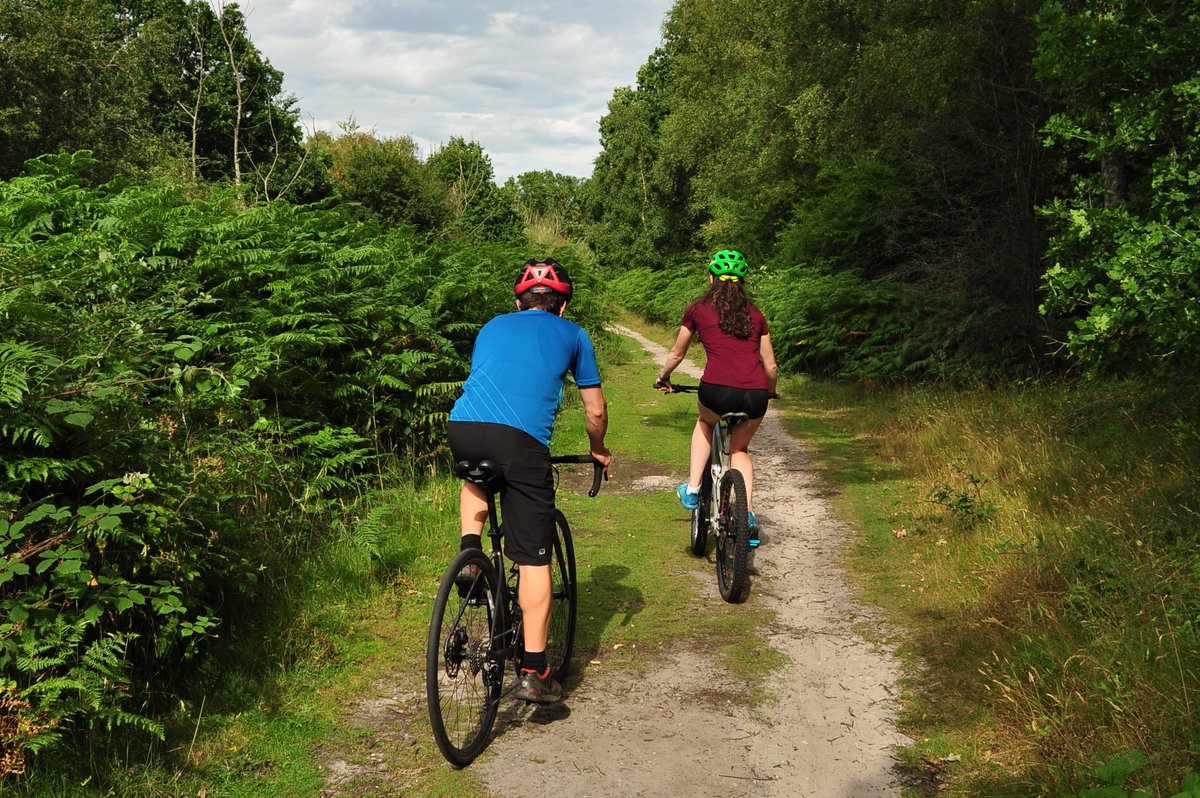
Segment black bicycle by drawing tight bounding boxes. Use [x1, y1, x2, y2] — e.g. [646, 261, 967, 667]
[426, 454, 605, 767]
[662, 383, 772, 603]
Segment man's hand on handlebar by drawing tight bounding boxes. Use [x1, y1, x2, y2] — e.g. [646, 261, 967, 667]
[591, 446, 613, 472]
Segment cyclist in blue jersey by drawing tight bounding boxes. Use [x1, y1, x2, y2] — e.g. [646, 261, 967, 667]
[448, 258, 611, 703]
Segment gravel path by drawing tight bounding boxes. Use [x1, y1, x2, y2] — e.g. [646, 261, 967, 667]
[471, 325, 911, 798]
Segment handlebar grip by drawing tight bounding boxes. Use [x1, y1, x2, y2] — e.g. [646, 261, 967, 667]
[589, 461, 606, 497]
[549, 454, 608, 497]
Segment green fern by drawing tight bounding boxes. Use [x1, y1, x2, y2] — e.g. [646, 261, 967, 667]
[0, 343, 36, 406]
[0, 152, 612, 769]
[417, 380, 464, 399]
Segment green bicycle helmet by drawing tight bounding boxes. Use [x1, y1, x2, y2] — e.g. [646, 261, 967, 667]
[708, 249, 748, 279]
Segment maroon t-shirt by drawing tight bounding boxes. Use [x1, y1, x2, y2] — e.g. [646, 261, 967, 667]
[681, 301, 770, 390]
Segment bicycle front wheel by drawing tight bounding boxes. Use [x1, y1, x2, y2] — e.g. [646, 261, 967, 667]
[426, 549, 502, 767]
[546, 510, 578, 681]
[715, 469, 751, 603]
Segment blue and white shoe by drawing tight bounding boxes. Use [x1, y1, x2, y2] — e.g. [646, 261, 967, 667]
[747, 511, 761, 548]
[677, 483, 699, 510]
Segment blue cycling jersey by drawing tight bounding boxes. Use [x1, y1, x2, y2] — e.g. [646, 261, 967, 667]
[449, 309, 602, 446]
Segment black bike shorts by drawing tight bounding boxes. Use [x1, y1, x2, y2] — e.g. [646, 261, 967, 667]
[447, 421, 555, 566]
[698, 382, 769, 420]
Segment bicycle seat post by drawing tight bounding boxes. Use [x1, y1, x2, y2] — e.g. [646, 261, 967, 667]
[485, 491, 500, 542]
[718, 413, 749, 461]
[455, 459, 506, 545]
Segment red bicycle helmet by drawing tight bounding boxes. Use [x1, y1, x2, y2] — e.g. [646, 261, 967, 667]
[514, 258, 572, 297]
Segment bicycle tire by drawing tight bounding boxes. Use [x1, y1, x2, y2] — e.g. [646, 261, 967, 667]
[690, 469, 712, 556]
[546, 509, 578, 681]
[715, 469, 751, 603]
[426, 549, 502, 767]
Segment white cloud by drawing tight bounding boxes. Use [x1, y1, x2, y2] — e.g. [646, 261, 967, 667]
[241, 0, 671, 182]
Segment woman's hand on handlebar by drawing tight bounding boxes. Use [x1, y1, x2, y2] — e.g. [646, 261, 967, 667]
[653, 376, 673, 392]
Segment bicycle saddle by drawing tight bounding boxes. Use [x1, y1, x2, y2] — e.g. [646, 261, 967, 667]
[455, 460, 506, 491]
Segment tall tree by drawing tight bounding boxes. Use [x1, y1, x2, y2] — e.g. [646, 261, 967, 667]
[174, 1, 304, 194]
[426, 137, 522, 242]
[655, 0, 1051, 296]
[592, 0, 1056, 379]
[0, 0, 305, 192]
[1035, 0, 1200, 378]
[0, 0, 171, 179]
[589, 43, 698, 271]
[506, 170, 586, 243]
[312, 123, 449, 232]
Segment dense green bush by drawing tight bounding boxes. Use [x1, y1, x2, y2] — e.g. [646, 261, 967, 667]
[603, 262, 705, 330]
[755, 266, 1043, 382]
[608, 260, 1036, 382]
[0, 152, 607, 771]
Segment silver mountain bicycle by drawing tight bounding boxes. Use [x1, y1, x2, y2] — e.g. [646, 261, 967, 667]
[663, 383, 763, 603]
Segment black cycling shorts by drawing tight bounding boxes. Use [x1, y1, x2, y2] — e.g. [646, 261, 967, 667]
[447, 421, 556, 566]
[698, 382, 769, 420]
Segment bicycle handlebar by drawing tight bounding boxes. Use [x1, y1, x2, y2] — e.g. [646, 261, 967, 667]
[549, 454, 608, 497]
[656, 382, 779, 400]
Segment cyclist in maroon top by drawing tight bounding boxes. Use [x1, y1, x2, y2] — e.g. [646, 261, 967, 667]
[654, 250, 778, 540]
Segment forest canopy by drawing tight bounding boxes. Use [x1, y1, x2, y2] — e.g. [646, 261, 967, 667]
[590, 0, 1199, 384]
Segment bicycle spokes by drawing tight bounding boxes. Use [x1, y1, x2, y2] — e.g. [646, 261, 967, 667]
[427, 551, 502, 767]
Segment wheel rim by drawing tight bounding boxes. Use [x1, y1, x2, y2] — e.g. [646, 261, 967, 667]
[427, 555, 501, 765]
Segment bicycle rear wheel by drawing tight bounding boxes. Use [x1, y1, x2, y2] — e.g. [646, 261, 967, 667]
[426, 549, 502, 767]
[546, 509, 578, 681]
[715, 469, 751, 603]
[690, 469, 712, 556]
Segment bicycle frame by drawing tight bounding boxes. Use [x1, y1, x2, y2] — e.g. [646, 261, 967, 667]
[465, 453, 603, 671]
[479, 481, 521, 673]
[702, 411, 748, 538]
[444, 462, 521, 691]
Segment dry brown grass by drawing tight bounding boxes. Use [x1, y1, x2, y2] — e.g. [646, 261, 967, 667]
[783, 377, 1200, 795]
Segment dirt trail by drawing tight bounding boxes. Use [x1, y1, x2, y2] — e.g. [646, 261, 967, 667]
[470, 326, 911, 797]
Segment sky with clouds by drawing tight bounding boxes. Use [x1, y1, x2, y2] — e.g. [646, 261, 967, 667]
[239, 0, 674, 183]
